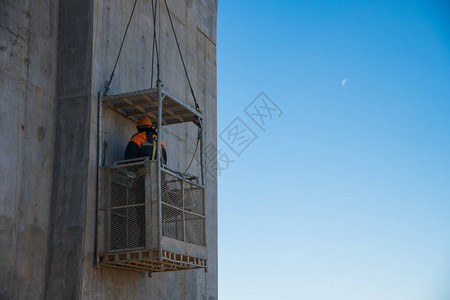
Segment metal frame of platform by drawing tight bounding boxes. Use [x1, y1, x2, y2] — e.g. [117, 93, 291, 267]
[96, 81, 207, 275]
[102, 87, 202, 127]
[97, 160, 207, 275]
[98, 249, 207, 275]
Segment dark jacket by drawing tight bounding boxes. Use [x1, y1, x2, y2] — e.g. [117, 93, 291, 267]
[124, 128, 167, 163]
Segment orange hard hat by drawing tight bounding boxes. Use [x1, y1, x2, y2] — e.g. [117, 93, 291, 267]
[137, 116, 152, 127]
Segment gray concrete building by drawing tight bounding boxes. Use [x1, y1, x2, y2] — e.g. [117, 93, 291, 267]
[0, 0, 217, 299]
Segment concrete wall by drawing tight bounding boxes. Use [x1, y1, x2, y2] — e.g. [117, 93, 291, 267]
[0, 1, 59, 299]
[0, 0, 217, 299]
[44, 0, 94, 298]
[82, 0, 218, 299]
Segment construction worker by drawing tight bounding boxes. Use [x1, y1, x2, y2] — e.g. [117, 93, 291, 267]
[124, 116, 167, 163]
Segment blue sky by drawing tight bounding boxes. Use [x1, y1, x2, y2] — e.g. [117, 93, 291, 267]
[216, 1, 450, 299]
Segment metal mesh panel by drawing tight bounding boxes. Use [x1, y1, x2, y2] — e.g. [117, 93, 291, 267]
[104, 163, 206, 252]
[160, 170, 206, 246]
[162, 204, 184, 241]
[161, 171, 184, 241]
[110, 206, 146, 249]
[109, 163, 146, 250]
[184, 182, 205, 215]
[110, 164, 146, 206]
[185, 213, 206, 246]
[161, 171, 183, 208]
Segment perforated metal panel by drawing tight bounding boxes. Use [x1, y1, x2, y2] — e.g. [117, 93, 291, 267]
[109, 164, 146, 250]
[184, 181, 206, 246]
[184, 181, 205, 215]
[99, 160, 207, 274]
[185, 213, 206, 246]
[161, 172, 184, 242]
[160, 170, 206, 247]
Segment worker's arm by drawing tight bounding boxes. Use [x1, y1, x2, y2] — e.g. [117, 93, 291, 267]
[124, 141, 139, 160]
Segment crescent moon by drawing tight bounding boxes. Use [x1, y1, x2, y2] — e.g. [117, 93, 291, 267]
[342, 79, 348, 86]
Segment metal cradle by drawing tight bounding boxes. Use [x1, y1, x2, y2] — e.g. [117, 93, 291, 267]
[96, 82, 207, 275]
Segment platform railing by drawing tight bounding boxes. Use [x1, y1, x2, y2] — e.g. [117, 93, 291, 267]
[97, 159, 207, 274]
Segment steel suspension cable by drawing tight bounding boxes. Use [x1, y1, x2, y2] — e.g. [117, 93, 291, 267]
[104, 0, 139, 94]
[163, 0, 200, 112]
[162, 0, 204, 184]
[150, 0, 160, 87]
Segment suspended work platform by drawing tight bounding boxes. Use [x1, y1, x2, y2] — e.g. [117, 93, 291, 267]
[96, 0, 208, 277]
[102, 87, 202, 126]
[97, 83, 207, 276]
[97, 160, 207, 275]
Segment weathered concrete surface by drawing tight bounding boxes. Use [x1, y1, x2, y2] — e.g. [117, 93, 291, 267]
[44, 0, 93, 299]
[82, 0, 218, 299]
[0, 0, 58, 299]
[0, 0, 217, 298]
